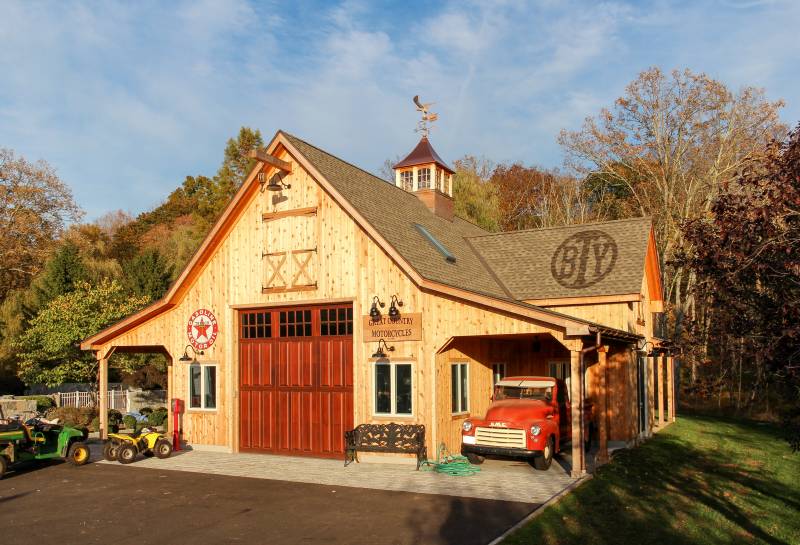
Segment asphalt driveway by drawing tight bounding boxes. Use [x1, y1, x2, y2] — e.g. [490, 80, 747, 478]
[0, 461, 535, 544]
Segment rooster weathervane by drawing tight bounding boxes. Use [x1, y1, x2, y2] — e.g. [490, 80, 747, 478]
[413, 95, 438, 137]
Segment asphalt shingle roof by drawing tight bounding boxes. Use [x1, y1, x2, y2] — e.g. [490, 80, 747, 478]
[283, 133, 509, 300]
[283, 132, 652, 307]
[467, 217, 653, 300]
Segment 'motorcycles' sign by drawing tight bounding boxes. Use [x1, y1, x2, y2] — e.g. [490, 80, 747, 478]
[187, 308, 218, 350]
[363, 313, 422, 342]
[551, 230, 618, 289]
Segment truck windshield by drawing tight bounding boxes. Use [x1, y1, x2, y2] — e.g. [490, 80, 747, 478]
[494, 385, 553, 401]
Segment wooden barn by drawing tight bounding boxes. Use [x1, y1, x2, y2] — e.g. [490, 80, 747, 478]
[81, 130, 676, 476]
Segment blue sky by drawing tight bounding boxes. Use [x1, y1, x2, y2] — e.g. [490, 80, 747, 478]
[2, 0, 798, 220]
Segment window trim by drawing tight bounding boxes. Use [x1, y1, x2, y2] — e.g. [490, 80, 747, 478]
[418, 167, 431, 189]
[451, 361, 470, 415]
[400, 169, 414, 191]
[371, 360, 415, 418]
[188, 362, 219, 412]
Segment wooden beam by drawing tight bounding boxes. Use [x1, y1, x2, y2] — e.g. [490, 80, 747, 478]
[570, 350, 585, 477]
[666, 356, 675, 422]
[526, 293, 642, 307]
[656, 355, 664, 428]
[99, 356, 109, 440]
[248, 148, 292, 173]
[596, 346, 609, 465]
[261, 284, 318, 294]
[262, 206, 317, 222]
[647, 356, 655, 436]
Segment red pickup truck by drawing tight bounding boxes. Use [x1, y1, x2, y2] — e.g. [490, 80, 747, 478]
[461, 376, 592, 470]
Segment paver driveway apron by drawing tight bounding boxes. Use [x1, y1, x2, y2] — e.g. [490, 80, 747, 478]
[94, 446, 577, 504]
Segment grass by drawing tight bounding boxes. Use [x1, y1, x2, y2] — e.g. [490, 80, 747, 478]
[504, 413, 800, 545]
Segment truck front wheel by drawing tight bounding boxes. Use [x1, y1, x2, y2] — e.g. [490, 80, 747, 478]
[0, 455, 7, 479]
[532, 436, 554, 470]
[465, 453, 485, 465]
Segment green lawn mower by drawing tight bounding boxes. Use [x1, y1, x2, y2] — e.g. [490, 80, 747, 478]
[0, 407, 91, 479]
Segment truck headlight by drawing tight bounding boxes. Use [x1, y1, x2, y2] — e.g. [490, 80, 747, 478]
[462, 421, 473, 432]
[530, 425, 541, 437]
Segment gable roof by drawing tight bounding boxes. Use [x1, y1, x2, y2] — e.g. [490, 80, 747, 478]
[82, 131, 648, 351]
[282, 133, 509, 300]
[467, 217, 654, 301]
[392, 136, 455, 174]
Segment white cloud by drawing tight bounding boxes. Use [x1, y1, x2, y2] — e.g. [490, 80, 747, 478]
[0, 0, 797, 219]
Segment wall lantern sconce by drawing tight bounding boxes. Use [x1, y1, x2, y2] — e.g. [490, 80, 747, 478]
[369, 296, 385, 321]
[638, 340, 660, 358]
[372, 339, 395, 359]
[259, 171, 291, 192]
[178, 345, 204, 363]
[388, 295, 403, 319]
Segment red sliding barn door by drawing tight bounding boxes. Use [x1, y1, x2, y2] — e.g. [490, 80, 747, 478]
[239, 305, 353, 457]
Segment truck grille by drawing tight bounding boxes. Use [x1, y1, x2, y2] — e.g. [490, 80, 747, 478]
[474, 427, 526, 449]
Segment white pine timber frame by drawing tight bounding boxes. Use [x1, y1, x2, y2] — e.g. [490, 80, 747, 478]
[596, 346, 610, 465]
[570, 350, 585, 477]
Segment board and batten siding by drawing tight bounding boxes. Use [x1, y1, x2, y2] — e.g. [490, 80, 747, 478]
[90, 145, 618, 454]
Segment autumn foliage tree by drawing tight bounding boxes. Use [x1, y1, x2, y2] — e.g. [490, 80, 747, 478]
[491, 164, 594, 231]
[679, 124, 800, 446]
[0, 149, 82, 301]
[559, 67, 786, 348]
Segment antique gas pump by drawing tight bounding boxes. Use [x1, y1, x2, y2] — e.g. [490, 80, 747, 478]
[171, 398, 184, 451]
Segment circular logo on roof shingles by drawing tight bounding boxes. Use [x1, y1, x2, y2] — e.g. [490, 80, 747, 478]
[551, 230, 618, 289]
[187, 308, 218, 350]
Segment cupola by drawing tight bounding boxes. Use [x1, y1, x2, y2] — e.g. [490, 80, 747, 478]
[393, 96, 455, 221]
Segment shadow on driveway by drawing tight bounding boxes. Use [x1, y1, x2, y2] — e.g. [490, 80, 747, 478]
[0, 461, 536, 545]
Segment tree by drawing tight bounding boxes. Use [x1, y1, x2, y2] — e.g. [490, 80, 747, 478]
[679, 124, 800, 447]
[122, 248, 173, 300]
[212, 127, 263, 216]
[34, 241, 87, 303]
[14, 279, 149, 386]
[491, 163, 594, 231]
[0, 149, 82, 301]
[452, 156, 500, 231]
[559, 67, 786, 349]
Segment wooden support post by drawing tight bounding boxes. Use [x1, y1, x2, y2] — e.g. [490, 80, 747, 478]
[99, 356, 109, 440]
[667, 356, 676, 422]
[166, 359, 173, 436]
[648, 357, 655, 430]
[596, 346, 610, 465]
[569, 350, 585, 477]
[656, 355, 664, 428]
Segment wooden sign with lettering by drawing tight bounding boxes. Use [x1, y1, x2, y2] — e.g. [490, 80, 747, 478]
[363, 313, 422, 342]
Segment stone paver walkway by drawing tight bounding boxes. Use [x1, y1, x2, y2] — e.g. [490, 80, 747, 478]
[92, 445, 577, 505]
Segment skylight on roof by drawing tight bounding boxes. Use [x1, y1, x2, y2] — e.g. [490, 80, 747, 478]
[414, 224, 456, 263]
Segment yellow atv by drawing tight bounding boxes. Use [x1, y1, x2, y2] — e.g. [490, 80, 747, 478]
[103, 427, 172, 464]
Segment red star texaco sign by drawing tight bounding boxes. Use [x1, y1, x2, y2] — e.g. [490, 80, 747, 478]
[186, 308, 218, 350]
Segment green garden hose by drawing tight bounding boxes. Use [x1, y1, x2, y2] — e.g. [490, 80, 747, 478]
[422, 443, 481, 476]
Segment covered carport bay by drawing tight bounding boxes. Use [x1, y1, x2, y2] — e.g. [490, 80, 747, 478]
[435, 326, 651, 476]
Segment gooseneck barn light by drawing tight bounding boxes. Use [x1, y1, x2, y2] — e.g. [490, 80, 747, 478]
[369, 296, 385, 321]
[372, 339, 395, 359]
[259, 171, 292, 192]
[388, 295, 403, 319]
[178, 345, 204, 362]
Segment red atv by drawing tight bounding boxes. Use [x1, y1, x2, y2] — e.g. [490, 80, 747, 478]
[461, 376, 593, 470]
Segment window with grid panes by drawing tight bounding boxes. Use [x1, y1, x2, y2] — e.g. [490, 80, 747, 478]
[418, 167, 431, 189]
[400, 170, 413, 191]
[320, 307, 353, 336]
[241, 311, 271, 339]
[279, 309, 312, 337]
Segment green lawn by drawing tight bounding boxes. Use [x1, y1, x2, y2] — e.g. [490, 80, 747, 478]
[504, 414, 800, 545]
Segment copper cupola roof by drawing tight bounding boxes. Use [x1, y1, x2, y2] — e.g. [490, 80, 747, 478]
[392, 136, 454, 174]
